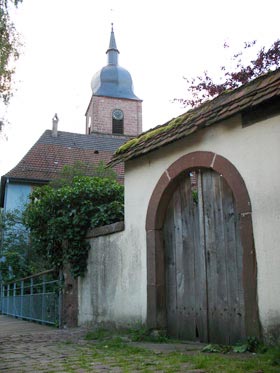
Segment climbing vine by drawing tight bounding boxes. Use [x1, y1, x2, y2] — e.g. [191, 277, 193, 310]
[23, 176, 124, 278]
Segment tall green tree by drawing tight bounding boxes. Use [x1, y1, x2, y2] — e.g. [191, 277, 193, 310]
[0, 0, 22, 110]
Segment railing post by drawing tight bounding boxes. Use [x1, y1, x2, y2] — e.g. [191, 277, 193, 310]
[20, 280, 24, 318]
[0, 283, 2, 313]
[7, 284, 10, 315]
[58, 270, 63, 328]
[30, 277, 33, 320]
[13, 282, 16, 316]
[4, 284, 6, 313]
[2, 284, 5, 313]
[42, 274, 46, 324]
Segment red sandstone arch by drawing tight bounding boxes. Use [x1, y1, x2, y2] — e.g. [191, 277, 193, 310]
[145, 151, 260, 338]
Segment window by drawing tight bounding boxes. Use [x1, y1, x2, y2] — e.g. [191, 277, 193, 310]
[112, 109, 124, 134]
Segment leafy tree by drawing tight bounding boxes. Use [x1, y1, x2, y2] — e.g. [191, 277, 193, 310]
[50, 160, 117, 189]
[0, 208, 43, 282]
[175, 39, 280, 108]
[23, 176, 124, 278]
[0, 0, 22, 106]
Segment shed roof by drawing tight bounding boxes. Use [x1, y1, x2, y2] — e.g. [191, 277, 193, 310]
[109, 68, 280, 166]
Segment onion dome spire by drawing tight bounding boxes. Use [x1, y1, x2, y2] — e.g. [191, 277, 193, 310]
[106, 23, 119, 65]
[90, 24, 140, 100]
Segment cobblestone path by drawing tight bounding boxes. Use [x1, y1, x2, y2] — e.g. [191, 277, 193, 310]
[0, 316, 91, 372]
[0, 315, 205, 372]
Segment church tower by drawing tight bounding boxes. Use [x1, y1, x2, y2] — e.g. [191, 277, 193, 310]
[85, 25, 142, 136]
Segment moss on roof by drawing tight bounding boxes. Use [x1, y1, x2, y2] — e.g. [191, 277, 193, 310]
[110, 68, 280, 166]
[116, 112, 192, 155]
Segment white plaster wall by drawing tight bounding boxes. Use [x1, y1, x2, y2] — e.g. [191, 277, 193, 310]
[78, 227, 147, 327]
[79, 113, 280, 338]
[124, 114, 280, 338]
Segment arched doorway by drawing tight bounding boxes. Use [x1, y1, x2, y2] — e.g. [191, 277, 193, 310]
[146, 151, 260, 344]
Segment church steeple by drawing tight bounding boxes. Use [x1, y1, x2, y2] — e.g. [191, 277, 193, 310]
[90, 25, 140, 100]
[106, 23, 119, 65]
[86, 24, 142, 136]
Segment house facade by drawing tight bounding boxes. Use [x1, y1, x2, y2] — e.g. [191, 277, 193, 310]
[79, 68, 280, 344]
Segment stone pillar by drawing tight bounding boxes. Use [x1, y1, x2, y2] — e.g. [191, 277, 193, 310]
[61, 266, 78, 328]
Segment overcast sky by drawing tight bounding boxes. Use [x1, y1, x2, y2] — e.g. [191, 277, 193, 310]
[0, 0, 279, 176]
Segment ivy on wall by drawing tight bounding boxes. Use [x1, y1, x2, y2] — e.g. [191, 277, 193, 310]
[23, 176, 124, 278]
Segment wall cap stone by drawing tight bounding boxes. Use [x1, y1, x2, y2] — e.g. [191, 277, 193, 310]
[86, 221, 124, 238]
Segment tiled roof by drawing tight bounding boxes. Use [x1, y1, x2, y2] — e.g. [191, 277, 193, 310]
[110, 68, 280, 166]
[37, 130, 130, 152]
[3, 130, 129, 182]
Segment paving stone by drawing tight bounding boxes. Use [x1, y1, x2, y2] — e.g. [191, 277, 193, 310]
[0, 314, 208, 372]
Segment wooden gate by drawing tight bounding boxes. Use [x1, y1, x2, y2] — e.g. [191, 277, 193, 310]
[163, 168, 245, 344]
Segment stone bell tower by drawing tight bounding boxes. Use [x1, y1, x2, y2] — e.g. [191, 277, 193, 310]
[85, 24, 142, 137]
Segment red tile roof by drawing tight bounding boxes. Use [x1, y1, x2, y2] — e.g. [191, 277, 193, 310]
[0, 130, 128, 207]
[5, 143, 123, 180]
[109, 68, 280, 166]
[4, 130, 127, 181]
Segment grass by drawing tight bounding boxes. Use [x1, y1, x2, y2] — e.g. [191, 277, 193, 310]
[85, 326, 175, 343]
[58, 329, 280, 372]
[127, 326, 171, 343]
[84, 327, 113, 341]
[266, 345, 280, 366]
[62, 343, 280, 372]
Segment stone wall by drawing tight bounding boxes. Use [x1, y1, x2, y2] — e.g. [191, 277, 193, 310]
[78, 222, 147, 328]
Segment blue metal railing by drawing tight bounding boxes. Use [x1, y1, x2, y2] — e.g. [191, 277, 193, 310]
[0, 269, 62, 327]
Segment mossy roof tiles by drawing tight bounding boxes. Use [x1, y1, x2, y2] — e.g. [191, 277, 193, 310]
[110, 68, 280, 166]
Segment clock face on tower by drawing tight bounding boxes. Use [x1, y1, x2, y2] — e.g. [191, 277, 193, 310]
[112, 109, 124, 120]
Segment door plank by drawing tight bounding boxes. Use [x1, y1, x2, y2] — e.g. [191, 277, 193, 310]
[179, 176, 196, 340]
[212, 172, 230, 344]
[194, 170, 208, 342]
[172, 184, 185, 339]
[222, 178, 246, 344]
[163, 195, 178, 338]
[202, 170, 223, 343]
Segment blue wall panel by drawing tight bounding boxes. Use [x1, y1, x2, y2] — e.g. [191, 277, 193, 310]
[4, 183, 32, 212]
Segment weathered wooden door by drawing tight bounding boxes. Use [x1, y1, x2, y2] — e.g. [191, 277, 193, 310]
[163, 168, 245, 344]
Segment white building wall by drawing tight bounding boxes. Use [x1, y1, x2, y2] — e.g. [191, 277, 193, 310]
[78, 226, 147, 327]
[79, 113, 280, 339]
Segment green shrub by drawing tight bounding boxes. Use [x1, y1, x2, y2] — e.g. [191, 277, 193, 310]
[23, 176, 124, 277]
